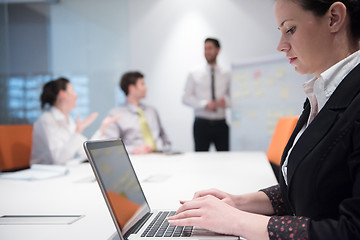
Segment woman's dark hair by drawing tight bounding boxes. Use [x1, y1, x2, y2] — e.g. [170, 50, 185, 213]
[40, 77, 70, 109]
[292, 0, 360, 39]
[205, 38, 221, 48]
[120, 71, 144, 96]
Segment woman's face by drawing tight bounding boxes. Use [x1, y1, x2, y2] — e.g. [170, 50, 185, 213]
[275, 0, 331, 76]
[61, 83, 77, 110]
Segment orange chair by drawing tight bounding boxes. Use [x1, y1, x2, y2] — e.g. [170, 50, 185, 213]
[0, 124, 33, 172]
[267, 116, 299, 179]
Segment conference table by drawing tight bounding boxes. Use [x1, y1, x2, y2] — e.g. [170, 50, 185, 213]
[0, 151, 277, 240]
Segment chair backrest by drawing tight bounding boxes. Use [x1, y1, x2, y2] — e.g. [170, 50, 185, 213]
[267, 116, 299, 166]
[0, 124, 33, 172]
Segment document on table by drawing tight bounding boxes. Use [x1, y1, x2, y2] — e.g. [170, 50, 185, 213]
[0, 164, 68, 180]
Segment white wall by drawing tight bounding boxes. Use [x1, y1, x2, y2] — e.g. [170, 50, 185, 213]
[128, 0, 281, 151]
[49, 0, 129, 137]
[48, 0, 283, 152]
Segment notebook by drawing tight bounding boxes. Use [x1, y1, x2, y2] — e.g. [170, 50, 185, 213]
[83, 139, 239, 240]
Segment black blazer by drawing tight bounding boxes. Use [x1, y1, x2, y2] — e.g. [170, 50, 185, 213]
[279, 63, 360, 240]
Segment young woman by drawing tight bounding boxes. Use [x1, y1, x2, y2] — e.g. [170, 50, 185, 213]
[168, 0, 360, 239]
[31, 77, 119, 165]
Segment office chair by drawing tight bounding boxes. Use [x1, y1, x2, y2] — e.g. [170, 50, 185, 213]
[0, 124, 33, 172]
[267, 116, 299, 180]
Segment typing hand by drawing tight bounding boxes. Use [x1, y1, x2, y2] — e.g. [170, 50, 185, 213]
[168, 195, 242, 236]
[169, 194, 271, 239]
[186, 188, 237, 208]
[76, 112, 98, 133]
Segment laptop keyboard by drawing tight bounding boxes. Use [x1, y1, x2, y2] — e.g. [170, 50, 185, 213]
[141, 211, 193, 237]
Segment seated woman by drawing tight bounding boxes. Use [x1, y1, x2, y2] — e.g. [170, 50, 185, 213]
[168, 0, 360, 239]
[31, 77, 119, 165]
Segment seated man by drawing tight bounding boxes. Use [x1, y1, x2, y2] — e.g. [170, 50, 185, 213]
[103, 71, 171, 154]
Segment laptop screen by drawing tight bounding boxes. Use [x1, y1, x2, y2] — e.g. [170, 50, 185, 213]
[84, 139, 150, 236]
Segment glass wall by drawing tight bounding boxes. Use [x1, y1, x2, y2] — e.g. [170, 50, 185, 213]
[0, 2, 9, 123]
[0, 0, 129, 137]
[0, 2, 50, 124]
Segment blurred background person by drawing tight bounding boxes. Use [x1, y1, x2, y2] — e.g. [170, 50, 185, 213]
[183, 38, 231, 152]
[103, 71, 171, 154]
[31, 77, 119, 165]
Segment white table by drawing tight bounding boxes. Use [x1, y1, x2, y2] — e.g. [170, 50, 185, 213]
[0, 152, 277, 240]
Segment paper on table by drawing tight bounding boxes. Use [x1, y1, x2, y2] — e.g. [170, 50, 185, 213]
[0, 164, 68, 181]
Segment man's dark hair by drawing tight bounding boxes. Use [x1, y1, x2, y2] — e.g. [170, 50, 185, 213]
[120, 71, 144, 96]
[205, 38, 221, 48]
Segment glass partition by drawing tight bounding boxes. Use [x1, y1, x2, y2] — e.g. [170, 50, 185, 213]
[0, 2, 9, 123]
[0, 0, 129, 137]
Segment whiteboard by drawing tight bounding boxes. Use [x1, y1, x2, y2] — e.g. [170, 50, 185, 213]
[230, 55, 310, 151]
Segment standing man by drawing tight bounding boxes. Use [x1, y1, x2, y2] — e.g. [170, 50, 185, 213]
[103, 71, 171, 154]
[183, 38, 231, 151]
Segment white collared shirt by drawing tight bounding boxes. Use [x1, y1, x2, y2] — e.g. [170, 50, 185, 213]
[102, 103, 171, 153]
[182, 64, 231, 120]
[282, 50, 360, 185]
[30, 107, 101, 165]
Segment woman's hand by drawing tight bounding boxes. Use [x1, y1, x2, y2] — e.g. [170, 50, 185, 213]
[76, 112, 98, 133]
[99, 113, 122, 135]
[168, 194, 271, 239]
[188, 188, 237, 208]
[168, 195, 243, 236]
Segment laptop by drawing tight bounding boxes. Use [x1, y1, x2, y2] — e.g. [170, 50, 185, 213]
[83, 139, 240, 240]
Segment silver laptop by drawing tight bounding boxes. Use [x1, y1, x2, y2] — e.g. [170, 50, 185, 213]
[83, 139, 239, 240]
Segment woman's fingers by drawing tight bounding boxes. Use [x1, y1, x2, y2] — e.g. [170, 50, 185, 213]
[193, 188, 224, 199]
[169, 208, 202, 220]
[168, 216, 201, 227]
[85, 112, 98, 125]
[174, 198, 203, 215]
[168, 195, 239, 236]
[168, 207, 203, 227]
